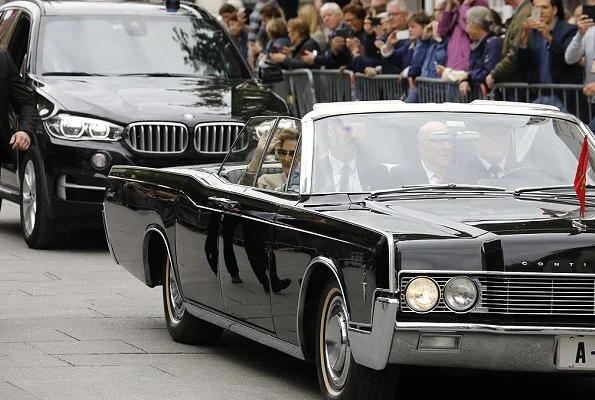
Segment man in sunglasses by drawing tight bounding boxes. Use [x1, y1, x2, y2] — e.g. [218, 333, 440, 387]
[390, 121, 454, 186]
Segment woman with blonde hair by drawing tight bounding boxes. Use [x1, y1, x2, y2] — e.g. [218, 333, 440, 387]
[298, 3, 327, 50]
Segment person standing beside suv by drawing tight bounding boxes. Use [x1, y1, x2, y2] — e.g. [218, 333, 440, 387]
[0, 50, 37, 159]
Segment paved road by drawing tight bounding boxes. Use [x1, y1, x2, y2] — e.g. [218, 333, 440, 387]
[2, 200, 595, 400]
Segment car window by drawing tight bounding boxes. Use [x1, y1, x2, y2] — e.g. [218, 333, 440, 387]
[310, 112, 593, 193]
[6, 13, 31, 73]
[255, 118, 301, 192]
[218, 116, 278, 185]
[37, 14, 251, 78]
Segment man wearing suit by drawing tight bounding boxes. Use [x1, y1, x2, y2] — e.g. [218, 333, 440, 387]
[390, 121, 453, 186]
[0, 49, 37, 162]
[313, 121, 388, 192]
[445, 125, 519, 183]
[517, 0, 582, 85]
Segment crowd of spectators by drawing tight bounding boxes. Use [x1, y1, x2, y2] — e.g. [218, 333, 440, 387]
[216, 0, 595, 124]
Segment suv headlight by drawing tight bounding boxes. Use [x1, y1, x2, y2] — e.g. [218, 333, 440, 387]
[443, 276, 478, 312]
[405, 277, 440, 313]
[44, 114, 124, 140]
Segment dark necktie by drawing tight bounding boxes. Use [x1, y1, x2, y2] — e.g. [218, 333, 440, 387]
[489, 164, 503, 179]
[339, 164, 351, 192]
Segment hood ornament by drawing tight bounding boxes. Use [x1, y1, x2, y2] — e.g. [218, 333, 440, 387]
[572, 219, 588, 233]
[183, 113, 195, 121]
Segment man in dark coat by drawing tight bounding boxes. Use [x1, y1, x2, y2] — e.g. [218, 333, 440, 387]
[0, 49, 37, 163]
[444, 125, 520, 184]
[313, 121, 389, 192]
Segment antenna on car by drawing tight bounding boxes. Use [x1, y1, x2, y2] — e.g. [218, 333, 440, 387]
[165, 0, 180, 12]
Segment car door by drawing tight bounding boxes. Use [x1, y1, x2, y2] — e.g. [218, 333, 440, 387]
[0, 10, 32, 195]
[211, 116, 298, 333]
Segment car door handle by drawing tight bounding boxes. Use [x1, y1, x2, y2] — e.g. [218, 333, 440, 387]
[208, 196, 240, 210]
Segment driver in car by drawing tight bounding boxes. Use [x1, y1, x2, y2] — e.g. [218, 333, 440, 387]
[444, 124, 520, 183]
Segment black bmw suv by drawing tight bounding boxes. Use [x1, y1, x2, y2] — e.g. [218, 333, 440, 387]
[0, 0, 287, 248]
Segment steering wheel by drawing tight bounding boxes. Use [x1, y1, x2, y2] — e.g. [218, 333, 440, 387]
[498, 166, 563, 182]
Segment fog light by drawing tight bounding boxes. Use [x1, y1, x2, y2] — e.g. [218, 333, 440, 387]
[91, 152, 108, 169]
[418, 334, 461, 350]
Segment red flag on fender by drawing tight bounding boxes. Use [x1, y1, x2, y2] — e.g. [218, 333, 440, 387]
[574, 135, 589, 218]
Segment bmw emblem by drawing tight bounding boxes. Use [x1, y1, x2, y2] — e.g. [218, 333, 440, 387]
[183, 113, 195, 121]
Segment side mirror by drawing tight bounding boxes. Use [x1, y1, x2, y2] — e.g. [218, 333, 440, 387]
[258, 59, 284, 84]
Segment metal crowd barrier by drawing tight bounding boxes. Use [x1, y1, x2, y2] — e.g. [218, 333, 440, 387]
[270, 69, 594, 125]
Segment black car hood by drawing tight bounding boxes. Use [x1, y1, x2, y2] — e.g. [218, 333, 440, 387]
[37, 76, 278, 124]
[337, 195, 595, 274]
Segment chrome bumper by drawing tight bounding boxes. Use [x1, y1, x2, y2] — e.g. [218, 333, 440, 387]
[348, 296, 595, 372]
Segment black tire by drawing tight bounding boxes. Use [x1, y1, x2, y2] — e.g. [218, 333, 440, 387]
[315, 280, 398, 400]
[20, 147, 55, 249]
[163, 255, 222, 344]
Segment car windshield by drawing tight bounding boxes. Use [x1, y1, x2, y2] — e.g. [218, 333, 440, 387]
[310, 112, 595, 194]
[37, 13, 251, 79]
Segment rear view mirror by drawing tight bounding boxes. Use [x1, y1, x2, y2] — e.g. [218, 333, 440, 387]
[258, 59, 283, 84]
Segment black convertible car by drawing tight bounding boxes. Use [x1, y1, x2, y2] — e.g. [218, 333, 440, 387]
[103, 100, 595, 399]
[0, 0, 286, 248]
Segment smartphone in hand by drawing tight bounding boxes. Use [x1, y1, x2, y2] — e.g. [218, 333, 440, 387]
[395, 30, 410, 41]
[335, 27, 354, 38]
[584, 5, 595, 21]
[531, 6, 541, 21]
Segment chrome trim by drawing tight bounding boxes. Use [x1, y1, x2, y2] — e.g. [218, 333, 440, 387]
[347, 296, 399, 370]
[297, 256, 349, 358]
[102, 206, 118, 265]
[126, 122, 188, 153]
[0, 185, 19, 197]
[193, 122, 246, 154]
[186, 303, 304, 360]
[395, 321, 595, 334]
[56, 175, 105, 200]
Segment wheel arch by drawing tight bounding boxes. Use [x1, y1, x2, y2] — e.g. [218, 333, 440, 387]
[297, 256, 349, 362]
[143, 225, 174, 288]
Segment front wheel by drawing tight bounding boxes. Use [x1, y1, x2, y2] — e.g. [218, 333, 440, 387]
[20, 148, 55, 249]
[163, 254, 222, 344]
[316, 280, 398, 400]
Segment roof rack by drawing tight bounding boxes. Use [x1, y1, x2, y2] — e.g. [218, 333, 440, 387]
[469, 99, 560, 111]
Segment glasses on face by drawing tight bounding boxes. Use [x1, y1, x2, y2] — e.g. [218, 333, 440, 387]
[275, 148, 296, 157]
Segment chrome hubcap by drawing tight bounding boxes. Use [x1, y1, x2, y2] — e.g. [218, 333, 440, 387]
[324, 296, 350, 389]
[22, 160, 37, 236]
[168, 260, 185, 322]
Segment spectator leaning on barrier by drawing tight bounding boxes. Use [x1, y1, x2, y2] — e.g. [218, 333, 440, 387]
[400, 12, 432, 79]
[248, 0, 278, 44]
[459, 6, 503, 98]
[517, 0, 581, 85]
[343, 3, 368, 43]
[298, 3, 327, 51]
[302, 2, 353, 69]
[439, 0, 489, 72]
[378, 0, 409, 54]
[268, 17, 322, 69]
[485, 0, 532, 90]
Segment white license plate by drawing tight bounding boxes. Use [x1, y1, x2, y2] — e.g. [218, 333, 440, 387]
[556, 336, 595, 370]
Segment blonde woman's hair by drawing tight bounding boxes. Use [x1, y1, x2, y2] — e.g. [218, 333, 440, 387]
[266, 17, 288, 39]
[298, 3, 326, 41]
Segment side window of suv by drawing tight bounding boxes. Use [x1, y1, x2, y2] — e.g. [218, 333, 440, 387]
[6, 12, 32, 74]
[0, 9, 18, 50]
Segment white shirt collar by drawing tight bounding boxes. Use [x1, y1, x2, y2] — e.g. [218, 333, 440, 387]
[478, 155, 506, 174]
[421, 160, 441, 184]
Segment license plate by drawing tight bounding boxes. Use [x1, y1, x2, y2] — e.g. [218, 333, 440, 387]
[556, 336, 595, 370]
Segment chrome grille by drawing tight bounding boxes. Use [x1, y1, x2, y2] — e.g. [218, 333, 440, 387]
[400, 273, 595, 315]
[194, 123, 246, 154]
[126, 123, 188, 153]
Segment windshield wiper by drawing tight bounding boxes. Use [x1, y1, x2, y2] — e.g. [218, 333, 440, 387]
[42, 72, 105, 76]
[368, 184, 507, 198]
[117, 73, 198, 77]
[514, 185, 595, 196]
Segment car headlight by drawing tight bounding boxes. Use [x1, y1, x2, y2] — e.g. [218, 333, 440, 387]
[44, 114, 124, 140]
[405, 277, 440, 313]
[443, 276, 478, 312]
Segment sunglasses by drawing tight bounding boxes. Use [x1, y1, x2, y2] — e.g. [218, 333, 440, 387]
[275, 148, 296, 157]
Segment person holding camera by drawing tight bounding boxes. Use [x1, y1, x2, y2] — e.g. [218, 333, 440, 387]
[565, 1, 595, 130]
[268, 17, 321, 69]
[301, 2, 353, 69]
